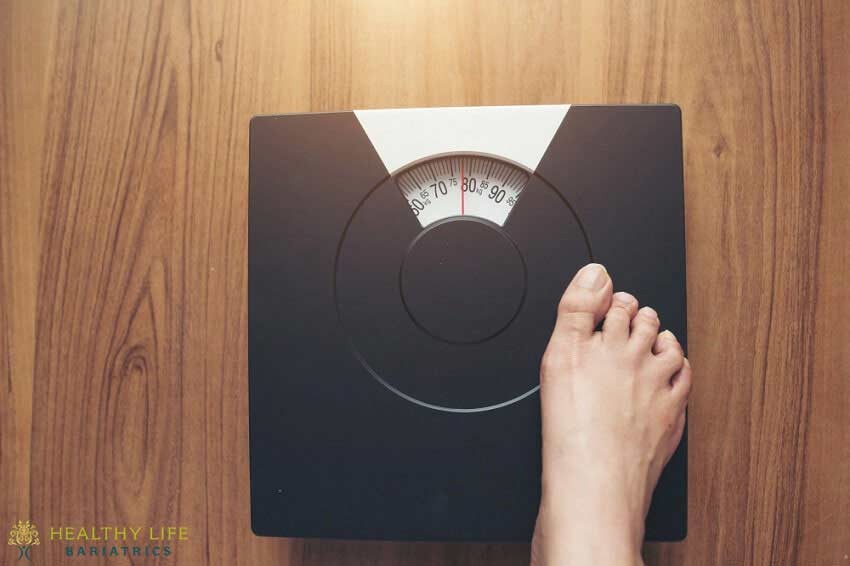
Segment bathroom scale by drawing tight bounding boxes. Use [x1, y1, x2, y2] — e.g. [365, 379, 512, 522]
[249, 104, 687, 541]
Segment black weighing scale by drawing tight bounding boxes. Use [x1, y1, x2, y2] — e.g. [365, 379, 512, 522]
[249, 105, 687, 541]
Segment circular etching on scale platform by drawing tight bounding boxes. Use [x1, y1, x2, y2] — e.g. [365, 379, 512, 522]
[400, 217, 526, 344]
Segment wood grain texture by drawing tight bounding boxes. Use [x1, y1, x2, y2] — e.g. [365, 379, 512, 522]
[1, 1, 847, 564]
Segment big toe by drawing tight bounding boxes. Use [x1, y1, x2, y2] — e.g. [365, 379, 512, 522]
[552, 263, 613, 340]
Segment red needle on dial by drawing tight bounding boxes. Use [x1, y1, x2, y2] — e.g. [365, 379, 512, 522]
[460, 159, 465, 215]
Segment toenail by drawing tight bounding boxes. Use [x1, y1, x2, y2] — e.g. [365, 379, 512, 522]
[660, 329, 676, 340]
[640, 306, 658, 319]
[576, 263, 607, 290]
[612, 292, 634, 306]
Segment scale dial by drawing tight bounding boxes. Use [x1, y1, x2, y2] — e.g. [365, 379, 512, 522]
[395, 155, 530, 227]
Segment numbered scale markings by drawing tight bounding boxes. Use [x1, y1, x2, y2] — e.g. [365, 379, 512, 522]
[395, 155, 530, 227]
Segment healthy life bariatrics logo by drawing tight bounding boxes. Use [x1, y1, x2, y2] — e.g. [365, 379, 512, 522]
[7, 520, 40, 561]
[8, 521, 188, 560]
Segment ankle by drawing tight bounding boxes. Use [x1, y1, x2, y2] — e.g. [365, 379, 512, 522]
[537, 475, 646, 565]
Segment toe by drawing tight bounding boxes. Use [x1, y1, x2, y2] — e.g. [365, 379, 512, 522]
[552, 263, 613, 340]
[602, 292, 638, 342]
[653, 330, 685, 376]
[630, 306, 660, 352]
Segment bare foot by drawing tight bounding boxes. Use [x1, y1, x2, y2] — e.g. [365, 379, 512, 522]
[530, 264, 691, 566]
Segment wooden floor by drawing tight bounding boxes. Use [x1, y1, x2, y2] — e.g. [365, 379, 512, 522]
[1, 1, 848, 564]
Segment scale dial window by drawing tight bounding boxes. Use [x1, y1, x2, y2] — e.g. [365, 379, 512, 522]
[395, 155, 530, 228]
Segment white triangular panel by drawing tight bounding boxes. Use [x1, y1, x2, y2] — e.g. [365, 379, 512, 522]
[354, 105, 570, 174]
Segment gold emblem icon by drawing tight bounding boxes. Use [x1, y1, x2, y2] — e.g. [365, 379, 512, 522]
[8, 520, 40, 561]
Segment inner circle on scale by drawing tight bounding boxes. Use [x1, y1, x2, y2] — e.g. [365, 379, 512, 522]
[401, 217, 527, 344]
